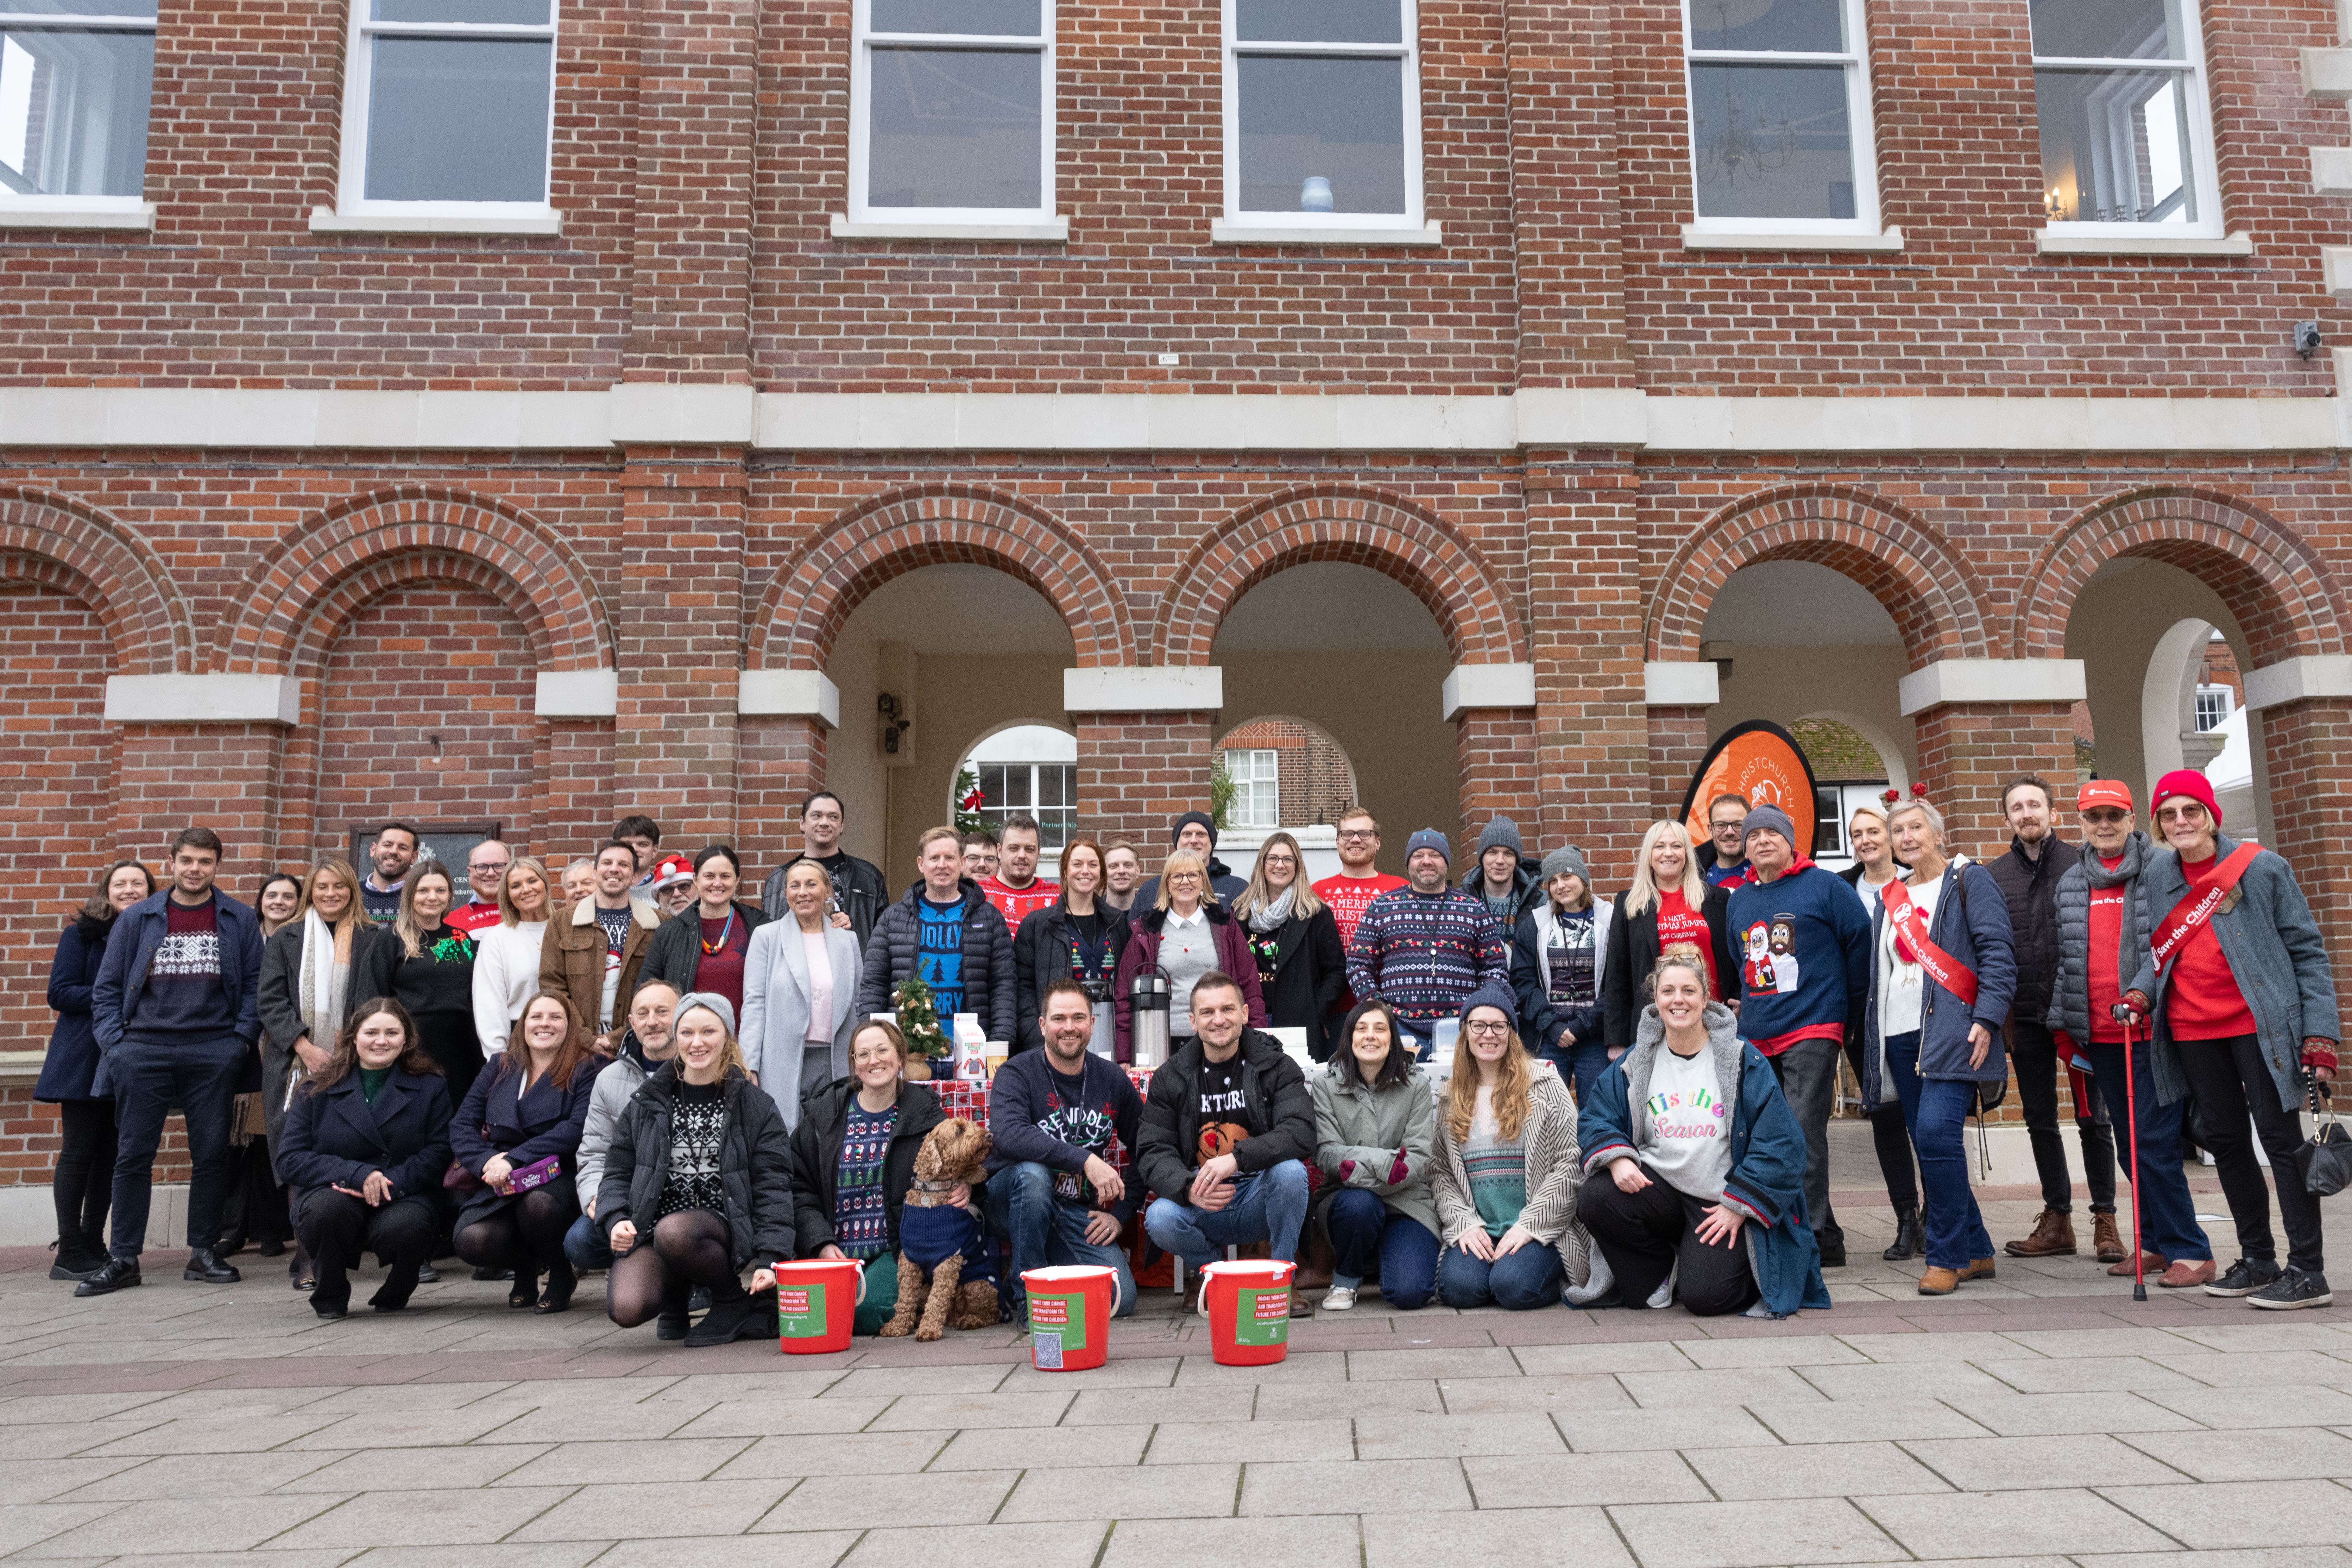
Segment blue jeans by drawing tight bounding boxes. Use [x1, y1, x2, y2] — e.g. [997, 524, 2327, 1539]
[1144, 1160, 1310, 1270]
[1546, 1040, 1613, 1108]
[1396, 1020, 1436, 1062]
[986, 1160, 1136, 1318]
[1436, 1235, 1563, 1309]
[563, 1210, 614, 1272]
[2085, 1039, 2213, 1264]
[1323, 1188, 1438, 1308]
[1884, 1031, 1994, 1270]
[109, 1034, 246, 1259]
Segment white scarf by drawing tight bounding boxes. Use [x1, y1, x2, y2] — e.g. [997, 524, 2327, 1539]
[298, 908, 351, 1051]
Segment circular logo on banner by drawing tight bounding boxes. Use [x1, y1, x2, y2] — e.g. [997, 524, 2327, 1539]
[1678, 720, 1822, 862]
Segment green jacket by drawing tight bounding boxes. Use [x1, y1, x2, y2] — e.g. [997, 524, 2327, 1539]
[1310, 1062, 1439, 1238]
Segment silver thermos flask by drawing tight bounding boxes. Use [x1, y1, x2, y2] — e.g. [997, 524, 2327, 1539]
[1128, 967, 1173, 1070]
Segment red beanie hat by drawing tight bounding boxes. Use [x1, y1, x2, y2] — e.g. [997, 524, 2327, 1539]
[2150, 768, 2221, 826]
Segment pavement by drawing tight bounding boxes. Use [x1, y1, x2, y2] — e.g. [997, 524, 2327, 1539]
[1, 1125, 2351, 1568]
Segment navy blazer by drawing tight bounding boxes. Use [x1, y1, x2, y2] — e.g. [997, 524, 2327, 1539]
[37, 916, 112, 1102]
[452, 1054, 597, 1178]
[1861, 858, 2018, 1087]
[277, 1067, 454, 1201]
[91, 887, 265, 1053]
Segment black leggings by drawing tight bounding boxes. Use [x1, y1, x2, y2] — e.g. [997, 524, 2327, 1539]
[298, 1191, 439, 1311]
[455, 1186, 577, 1276]
[2173, 1032, 2325, 1273]
[1576, 1163, 1760, 1317]
[52, 1099, 115, 1244]
[1840, 1035, 1918, 1213]
[608, 1209, 739, 1327]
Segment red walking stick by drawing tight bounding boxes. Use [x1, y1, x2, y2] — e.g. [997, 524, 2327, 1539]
[2121, 1013, 2148, 1303]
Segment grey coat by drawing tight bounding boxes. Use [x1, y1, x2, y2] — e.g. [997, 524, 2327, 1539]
[1311, 1062, 1440, 1238]
[1429, 1061, 1591, 1288]
[256, 918, 382, 1149]
[574, 1047, 649, 1210]
[738, 918, 865, 1129]
[2124, 831, 2341, 1108]
[2044, 832, 2156, 1057]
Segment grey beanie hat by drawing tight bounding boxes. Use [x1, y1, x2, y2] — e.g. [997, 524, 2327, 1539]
[673, 990, 738, 1038]
[1476, 817, 1524, 859]
[1404, 828, 1451, 865]
[1540, 846, 1589, 884]
[1742, 804, 1796, 849]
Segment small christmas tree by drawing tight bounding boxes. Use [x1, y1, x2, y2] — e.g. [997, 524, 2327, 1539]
[894, 972, 950, 1060]
[953, 766, 988, 835]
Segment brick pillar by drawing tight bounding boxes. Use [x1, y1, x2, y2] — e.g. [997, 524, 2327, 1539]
[2258, 698, 2352, 1033]
[1456, 710, 1540, 859]
[613, 454, 748, 845]
[1076, 711, 1212, 852]
[113, 724, 286, 882]
[1649, 706, 1710, 826]
[738, 715, 828, 880]
[1911, 701, 2079, 861]
[1527, 458, 1648, 887]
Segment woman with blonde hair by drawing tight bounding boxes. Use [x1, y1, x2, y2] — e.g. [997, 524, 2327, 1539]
[259, 858, 382, 1161]
[472, 855, 555, 1064]
[1430, 985, 1590, 1309]
[1234, 832, 1345, 1059]
[1113, 848, 1266, 1062]
[1599, 820, 1739, 1063]
[354, 863, 484, 1104]
[599, 991, 796, 1346]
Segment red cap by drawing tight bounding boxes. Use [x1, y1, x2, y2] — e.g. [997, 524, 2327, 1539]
[2077, 779, 2134, 814]
[2150, 768, 2221, 826]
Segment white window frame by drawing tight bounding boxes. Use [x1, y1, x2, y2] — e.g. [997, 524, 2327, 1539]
[1678, 0, 1889, 249]
[0, 3, 156, 228]
[2030, 0, 2226, 251]
[316, 0, 562, 237]
[969, 762, 1077, 848]
[1225, 748, 1280, 830]
[837, 0, 1063, 242]
[2194, 685, 2234, 732]
[1213, 0, 1437, 247]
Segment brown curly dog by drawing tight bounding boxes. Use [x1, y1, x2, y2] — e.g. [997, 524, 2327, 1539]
[877, 1116, 1000, 1342]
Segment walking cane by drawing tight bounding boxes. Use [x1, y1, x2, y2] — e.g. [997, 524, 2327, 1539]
[2121, 1012, 2148, 1303]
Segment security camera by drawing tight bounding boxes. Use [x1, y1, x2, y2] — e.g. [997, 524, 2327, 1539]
[2295, 321, 2323, 360]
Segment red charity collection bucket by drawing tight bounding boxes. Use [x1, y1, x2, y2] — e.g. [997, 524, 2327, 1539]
[1021, 1264, 1120, 1371]
[1199, 1258, 1294, 1366]
[774, 1258, 864, 1354]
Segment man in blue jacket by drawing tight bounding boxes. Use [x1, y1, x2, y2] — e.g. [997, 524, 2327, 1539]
[84, 827, 265, 1295]
[985, 979, 1143, 1321]
[1726, 804, 1872, 1268]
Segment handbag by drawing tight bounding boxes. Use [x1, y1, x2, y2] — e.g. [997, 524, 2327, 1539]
[442, 1125, 494, 1194]
[2294, 1073, 2352, 1198]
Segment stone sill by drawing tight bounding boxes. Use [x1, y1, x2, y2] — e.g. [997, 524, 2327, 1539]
[308, 206, 564, 237]
[2035, 229, 2252, 258]
[1680, 224, 1903, 252]
[1209, 221, 1443, 246]
[0, 202, 155, 231]
[830, 215, 1068, 242]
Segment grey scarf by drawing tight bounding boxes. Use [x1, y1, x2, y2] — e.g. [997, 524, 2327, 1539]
[2083, 831, 2148, 888]
[1246, 885, 1296, 934]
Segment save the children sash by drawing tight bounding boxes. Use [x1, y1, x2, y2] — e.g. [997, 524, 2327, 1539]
[2149, 843, 2261, 978]
[1881, 874, 1979, 1008]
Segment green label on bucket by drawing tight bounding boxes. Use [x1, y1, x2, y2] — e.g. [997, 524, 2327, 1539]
[1232, 1286, 1290, 1347]
[1028, 1291, 1087, 1370]
[778, 1282, 828, 1337]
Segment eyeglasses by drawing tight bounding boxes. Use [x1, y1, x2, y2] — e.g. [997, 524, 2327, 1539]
[1466, 1020, 1512, 1037]
[1168, 872, 1202, 883]
[469, 861, 509, 873]
[2082, 809, 2130, 826]
[1337, 830, 1378, 841]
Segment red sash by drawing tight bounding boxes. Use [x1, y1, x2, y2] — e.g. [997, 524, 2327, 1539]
[1881, 874, 1980, 1008]
[2150, 843, 2261, 978]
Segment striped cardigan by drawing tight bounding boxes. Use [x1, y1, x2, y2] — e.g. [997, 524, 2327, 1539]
[1429, 1060, 1591, 1290]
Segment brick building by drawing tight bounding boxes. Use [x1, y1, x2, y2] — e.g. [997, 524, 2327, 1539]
[3, 0, 2352, 1195]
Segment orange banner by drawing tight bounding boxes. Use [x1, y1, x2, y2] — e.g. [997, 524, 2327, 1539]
[1679, 720, 1819, 862]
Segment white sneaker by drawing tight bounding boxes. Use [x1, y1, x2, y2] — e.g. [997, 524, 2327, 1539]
[1322, 1286, 1357, 1311]
[1646, 1264, 1677, 1310]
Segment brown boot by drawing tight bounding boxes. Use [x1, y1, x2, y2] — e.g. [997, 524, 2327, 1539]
[1918, 1267, 1961, 1296]
[2091, 1212, 2126, 1264]
[2004, 1207, 2077, 1257]
[1960, 1257, 1997, 1282]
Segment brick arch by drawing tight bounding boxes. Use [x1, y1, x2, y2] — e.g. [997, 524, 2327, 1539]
[0, 487, 193, 673]
[2013, 486, 2345, 666]
[1156, 486, 1521, 667]
[220, 487, 612, 675]
[1645, 484, 1992, 666]
[750, 485, 1129, 670]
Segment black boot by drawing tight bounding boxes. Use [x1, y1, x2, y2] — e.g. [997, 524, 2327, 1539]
[370, 1260, 423, 1313]
[655, 1278, 693, 1341]
[684, 1280, 759, 1347]
[534, 1260, 577, 1315]
[48, 1236, 103, 1281]
[184, 1248, 241, 1284]
[1884, 1207, 1924, 1262]
[508, 1268, 540, 1309]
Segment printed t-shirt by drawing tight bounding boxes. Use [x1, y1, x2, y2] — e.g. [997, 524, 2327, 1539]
[1194, 1054, 1259, 1165]
[1653, 888, 1719, 999]
[1642, 1045, 1731, 1200]
[832, 1101, 898, 1259]
[917, 898, 966, 1015]
[2087, 854, 2130, 1044]
[593, 904, 634, 1031]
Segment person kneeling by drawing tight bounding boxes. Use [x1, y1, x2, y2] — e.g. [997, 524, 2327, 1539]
[1432, 987, 1591, 1309]
[600, 992, 796, 1347]
[1576, 954, 1829, 1318]
[276, 997, 454, 1319]
[1139, 972, 1316, 1314]
[986, 980, 1142, 1321]
[1311, 998, 1439, 1310]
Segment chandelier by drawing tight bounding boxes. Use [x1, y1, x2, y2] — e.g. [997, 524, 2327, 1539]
[1694, 85, 1797, 189]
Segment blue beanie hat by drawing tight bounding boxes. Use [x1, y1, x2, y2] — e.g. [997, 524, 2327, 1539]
[1405, 828, 1451, 865]
[1457, 982, 1519, 1037]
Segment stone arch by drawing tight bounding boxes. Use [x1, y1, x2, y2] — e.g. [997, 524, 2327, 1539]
[1646, 484, 1992, 666]
[1156, 486, 1521, 667]
[750, 485, 1129, 670]
[2014, 486, 2345, 667]
[0, 487, 193, 673]
[219, 487, 612, 675]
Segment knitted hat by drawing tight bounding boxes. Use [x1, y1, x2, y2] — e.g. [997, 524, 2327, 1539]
[1457, 982, 1519, 1037]
[673, 990, 738, 1038]
[2150, 768, 2221, 826]
[2077, 778, 2135, 814]
[1170, 810, 1219, 850]
[1404, 828, 1451, 865]
[1476, 817, 1524, 859]
[1541, 846, 1589, 884]
[1742, 804, 1796, 849]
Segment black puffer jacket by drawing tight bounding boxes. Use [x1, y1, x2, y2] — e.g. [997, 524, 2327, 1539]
[1987, 835, 2080, 1022]
[788, 1077, 945, 1255]
[638, 900, 770, 997]
[1011, 900, 1131, 1053]
[855, 880, 1017, 1043]
[2044, 832, 2155, 1047]
[1134, 1030, 1316, 1203]
[598, 1062, 797, 1270]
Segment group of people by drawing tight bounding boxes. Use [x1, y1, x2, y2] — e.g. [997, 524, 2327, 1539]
[35, 762, 2341, 1335]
